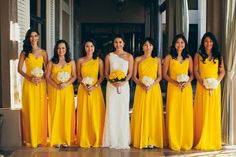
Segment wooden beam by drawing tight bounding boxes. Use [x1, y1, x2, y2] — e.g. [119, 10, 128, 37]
[0, 0, 11, 108]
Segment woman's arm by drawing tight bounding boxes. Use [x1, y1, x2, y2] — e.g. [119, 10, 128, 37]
[126, 54, 134, 81]
[105, 54, 110, 81]
[154, 58, 162, 84]
[96, 58, 105, 85]
[217, 59, 225, 82]
[116, 54, 134, 88]
[42, 50, 48, 69]
[77, 59, 83, 83]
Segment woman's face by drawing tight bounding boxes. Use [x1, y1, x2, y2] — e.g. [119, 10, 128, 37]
[29, 32, 39, 45]
[143, 41, 153, 54]
[175, 38, 185, 52]
[85, 41, 95, 56]
[57, 43, 66, 57]
[203, 37, 213, 52]
[113, 37, 124, 51]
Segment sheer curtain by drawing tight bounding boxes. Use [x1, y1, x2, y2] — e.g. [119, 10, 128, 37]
[221, 0, 236, 145]
[175, 0, 189, 40]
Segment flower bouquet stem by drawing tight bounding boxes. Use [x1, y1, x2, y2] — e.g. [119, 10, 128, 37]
[116, 87, 121, 94]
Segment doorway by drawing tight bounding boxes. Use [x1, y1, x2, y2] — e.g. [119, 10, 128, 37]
[81, 23, 145, 59]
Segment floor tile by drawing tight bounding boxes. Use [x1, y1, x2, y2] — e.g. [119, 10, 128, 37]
[100, 148, 122, 157]
[77, 147, 101, 157]
[10, 149, 35, 157]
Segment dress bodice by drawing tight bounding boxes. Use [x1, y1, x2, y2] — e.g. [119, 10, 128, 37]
[109, 53, 129, 75]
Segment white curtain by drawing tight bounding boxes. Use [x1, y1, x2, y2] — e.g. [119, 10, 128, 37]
[175, 0, 189, 40]
[222, 0, 236, 144]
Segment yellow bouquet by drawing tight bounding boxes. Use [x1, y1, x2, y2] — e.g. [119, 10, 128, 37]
[109, 70, 126, 94]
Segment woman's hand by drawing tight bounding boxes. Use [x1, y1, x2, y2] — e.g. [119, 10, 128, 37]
[112, 81, 126, 88]
[139, 83, 148, 91]
[29, 76, 43, 85]
[179, 81, 190, 90]
[81, 83, 91, 93]
[88, 84, 97, 93]
[146, 84, 155, 92]
[59, 82, 69, 89]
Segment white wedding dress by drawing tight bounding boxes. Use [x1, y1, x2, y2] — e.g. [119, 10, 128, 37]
[102, 52, 130, 149]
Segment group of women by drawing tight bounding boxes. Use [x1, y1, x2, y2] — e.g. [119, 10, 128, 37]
[18, 28, 225, 151]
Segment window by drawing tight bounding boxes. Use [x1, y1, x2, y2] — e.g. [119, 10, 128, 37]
[30, 0, 46, 49]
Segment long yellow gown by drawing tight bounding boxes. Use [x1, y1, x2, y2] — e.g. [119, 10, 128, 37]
[131, 57, 164, 148]
[166, 57, 193, 151]
[22, 53, 47, 148]
[48, 62, 75, 146]
[194, 55, 222, 150]
[77, 58, 105, 147]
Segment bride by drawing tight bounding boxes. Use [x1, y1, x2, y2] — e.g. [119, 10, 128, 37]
[102, 34, 134, 149]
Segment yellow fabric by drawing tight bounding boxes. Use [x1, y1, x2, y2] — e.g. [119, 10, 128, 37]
[48, 62, 75, 146]
[22, 53, 47, 148]
[166, 58, 193, 150]
[194, 56, 222, 150]
[131, 57, 164, 148]
[77, 58, 105, 147]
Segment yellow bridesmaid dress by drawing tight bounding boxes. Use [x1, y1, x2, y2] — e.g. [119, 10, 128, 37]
[194, 55, 222, 150]
[77, 58, 105, 147]
[131, 57, 164, 148]
[166, 57, 193, 150]
[22, 53, 47, 148]
[48, 62, 75, 146]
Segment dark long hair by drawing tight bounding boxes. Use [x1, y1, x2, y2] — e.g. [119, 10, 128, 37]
[81, 39, 98, 60]
[51, 40, 71, 64]
[199, 32, 222, 66]
[141, 37, 157, 58]
[170, 34, 189, 60]
[22, 28, 39, 57]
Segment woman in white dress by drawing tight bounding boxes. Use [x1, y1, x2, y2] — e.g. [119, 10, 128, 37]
[102, 34, 134, 149]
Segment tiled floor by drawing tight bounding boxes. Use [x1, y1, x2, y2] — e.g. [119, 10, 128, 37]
[1, 146, 236, 157]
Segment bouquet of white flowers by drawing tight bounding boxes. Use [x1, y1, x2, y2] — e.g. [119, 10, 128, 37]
[142, 76, 154, 87]
[82, 76, 94, 95]
[177, 74, 189, 83]
[203, 78, 218, 96]
[57, 71, 71, 83]
[203, 78, 218, 89]
[82, 76, 94, 87]
[31, 67, 44, 78]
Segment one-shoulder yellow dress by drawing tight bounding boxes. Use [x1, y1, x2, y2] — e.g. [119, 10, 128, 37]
[77, 58, 105, 147]
[131, 57, 164, 148]
[194, 55, 222, 150]
[48, 62, 75, 146]
[166, 57, 193, 150]
[22, 53, 47, 148]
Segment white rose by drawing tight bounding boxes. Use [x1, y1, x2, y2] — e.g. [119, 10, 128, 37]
[31, 67, 44, 78]
[177, 74, 189, 83]
[82, 77, 94, 86]
[203, 78, 218, 89]
[142, 76, 154, 87]
[57, 71, 71, 83]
